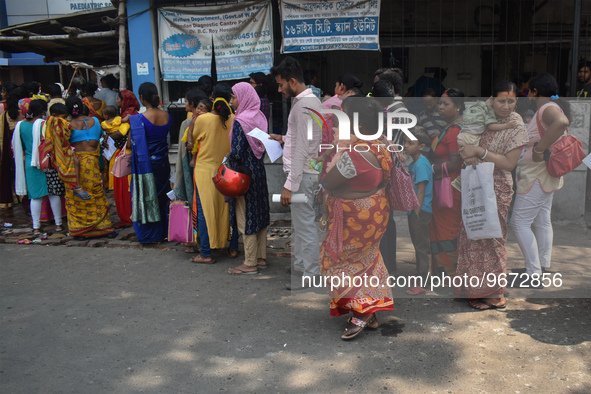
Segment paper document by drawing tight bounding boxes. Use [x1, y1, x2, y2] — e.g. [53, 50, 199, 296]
[248, 127, 283, 163]
[102, 137, 117, 161]
[583, 153, 591, 170]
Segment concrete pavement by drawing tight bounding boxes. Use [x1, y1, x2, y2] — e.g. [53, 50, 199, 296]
[1, 209, 590, 392]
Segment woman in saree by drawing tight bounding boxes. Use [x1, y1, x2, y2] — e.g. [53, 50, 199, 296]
[80, 82, 106, 122]
[106, 90, 140, 228]
[65, 96, 116, 239]
[0, 86, 27, 209]
[320, 97, 394, 341]
[226, 82, 270, 274]
[189, 83, 235, 264]
[429, 88, 464, 277]
[455, 81, 529, 310]
[129, 82, 171, 244]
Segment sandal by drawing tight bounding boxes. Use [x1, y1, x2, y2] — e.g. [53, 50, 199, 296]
[406, 286, 428, 296]
[55, 225, 63, 232]
[32, 229, 41, 236]
[257, 259, 269, 269]
[73, 188, 91, 200]
[228, 265, 258, 275]
[341, 314, 376, 340]
[227, 248, 240, 258]
[184, 246, 200, 254]
[469, 298, 507, 310]
[190, 254, 216, 264]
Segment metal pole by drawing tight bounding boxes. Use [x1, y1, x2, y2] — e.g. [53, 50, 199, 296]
[570, 0, 582, 96]
[118, 0, 127, 89]
[150, 0, 163, 100]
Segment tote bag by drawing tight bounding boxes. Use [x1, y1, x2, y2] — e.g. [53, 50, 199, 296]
[387, 152, 420, 212]
[536, 108, 585, 178]
[434, 162, 453, 209]
[460, 162, 502, 240]
[111, 139, 132, 178]
[168, 200, 193, 243]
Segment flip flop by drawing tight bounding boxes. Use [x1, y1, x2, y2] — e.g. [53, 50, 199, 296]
[227, 248, 240, 258]
[257, 260, 269, 269]
[469, 299, 507, 310]
[406, 286, 428, 296]
[228, 266, 258, 275]
[190, 254, 215, 264]
[73, 189, 91, 200]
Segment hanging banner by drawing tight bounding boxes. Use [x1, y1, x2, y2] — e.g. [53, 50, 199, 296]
[280, 0, 381, 53]
[158, 1, 273, 81]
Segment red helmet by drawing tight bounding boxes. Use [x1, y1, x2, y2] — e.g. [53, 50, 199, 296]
[212, 163, 251, 198]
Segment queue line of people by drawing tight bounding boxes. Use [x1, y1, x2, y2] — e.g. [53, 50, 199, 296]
[268, 57, 574, 340]
[0, 62, 577, 342]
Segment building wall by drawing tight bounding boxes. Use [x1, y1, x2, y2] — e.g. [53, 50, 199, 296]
[127, 0, 158, 100]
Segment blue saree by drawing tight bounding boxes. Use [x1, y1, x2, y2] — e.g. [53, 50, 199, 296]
[129, 113, 172, 243]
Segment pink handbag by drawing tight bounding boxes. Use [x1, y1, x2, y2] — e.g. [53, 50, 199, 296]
[387, 152, 420, 212]
[168, 200, 193, 243]
[536, 107, 585, 178]
[434, 162, 453, 209]
[110, 139, 132, 178]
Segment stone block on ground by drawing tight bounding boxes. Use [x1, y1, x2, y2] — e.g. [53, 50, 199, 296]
[88, 239, 108, 248]
[65, 240, 89, 247]
[106, 240, 143, 249]
[40, 239, 64, 246]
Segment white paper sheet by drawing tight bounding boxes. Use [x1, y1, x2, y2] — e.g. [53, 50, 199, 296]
[583, 153, 591, 170]
[102, 137, 117, 161]
[247, 127, 283, 163]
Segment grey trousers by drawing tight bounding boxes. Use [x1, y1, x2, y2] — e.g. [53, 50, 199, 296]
[408, 210, 432, 275]
[291, 173, 320, 276]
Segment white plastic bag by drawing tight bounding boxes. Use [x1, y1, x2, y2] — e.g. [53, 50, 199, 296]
[461, 162, 502, 240]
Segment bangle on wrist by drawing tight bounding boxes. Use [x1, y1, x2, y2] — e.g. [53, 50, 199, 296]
[480, 148, 488, 160]
[533, 147, 545, 154]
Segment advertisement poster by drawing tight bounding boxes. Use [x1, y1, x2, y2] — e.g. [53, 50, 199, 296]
[158, 1, 273, 81]
[280, 0, 381, 53]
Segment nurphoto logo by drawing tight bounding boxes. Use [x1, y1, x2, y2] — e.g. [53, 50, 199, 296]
[303, 103, 418, 154]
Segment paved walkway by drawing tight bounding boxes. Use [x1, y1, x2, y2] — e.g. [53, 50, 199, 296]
[0, 192, 293, 256]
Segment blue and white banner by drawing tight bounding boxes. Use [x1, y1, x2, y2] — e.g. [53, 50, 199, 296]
[158, 1, 273, 81]
[280, 0, 380, 53]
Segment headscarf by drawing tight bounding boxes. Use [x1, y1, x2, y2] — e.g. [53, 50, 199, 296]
[119, 90, 140, 117]
[230, 82, 267, 160]
[18, 98, 31, 118]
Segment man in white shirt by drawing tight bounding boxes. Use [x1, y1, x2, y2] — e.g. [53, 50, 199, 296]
[270, 57, 323, 289]
[94, 74, 118, 107]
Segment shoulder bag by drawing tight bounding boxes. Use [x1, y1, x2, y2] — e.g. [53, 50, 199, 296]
[536, 107, 585, 178]
[111, 138, 132, 178]
[387, 151, 420, 212]
[434, 162, 453, 209]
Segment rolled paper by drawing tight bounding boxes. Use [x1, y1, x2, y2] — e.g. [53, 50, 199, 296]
[272, 193, 308, 203]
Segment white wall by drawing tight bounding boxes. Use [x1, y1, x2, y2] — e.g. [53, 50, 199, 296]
[406, 45, 482, 96]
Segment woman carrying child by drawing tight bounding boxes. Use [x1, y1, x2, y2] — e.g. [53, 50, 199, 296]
[102, 105, 132, 228]
[456, 81, 529, 310]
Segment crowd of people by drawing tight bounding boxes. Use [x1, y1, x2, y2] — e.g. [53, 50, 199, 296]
[0, 57, 583, 341]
